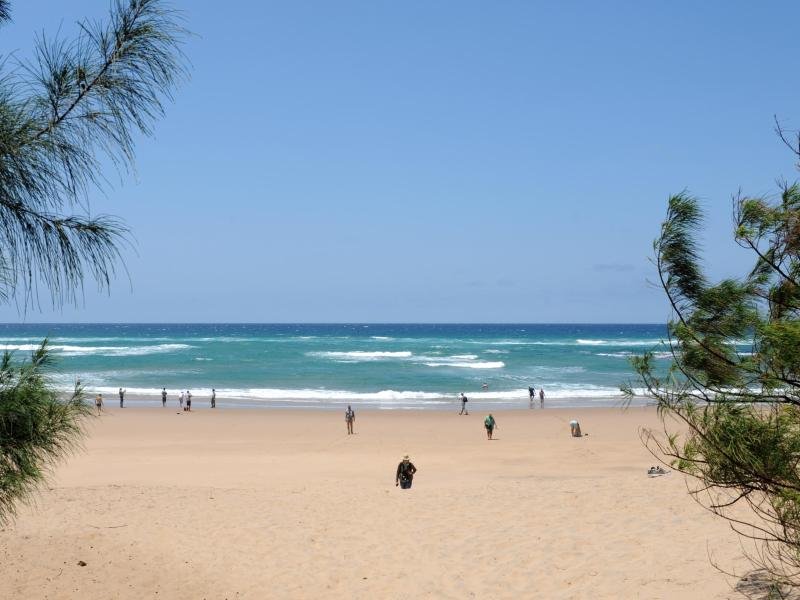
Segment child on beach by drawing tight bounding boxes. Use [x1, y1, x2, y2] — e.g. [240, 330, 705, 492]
[484, 414, 496, 439]
[95, 393, 103, 415]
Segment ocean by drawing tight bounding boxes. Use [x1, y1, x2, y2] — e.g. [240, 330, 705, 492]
[0, 323, 670, 410]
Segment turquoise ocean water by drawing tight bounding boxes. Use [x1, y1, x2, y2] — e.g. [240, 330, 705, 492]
[0, 324, 670, 409]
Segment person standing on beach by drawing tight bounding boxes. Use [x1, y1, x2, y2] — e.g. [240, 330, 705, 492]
[119, 387, 126, 408]
[161, 388, 167, 407]
[484, 414, 497, 439]
[179, 391, 184, 409]
[186, 390, 192, 411]
[345, 404, 355, 434]
[459, 392, 469, 415]
[539, 388, 545, 408]
[395, 455, 417, 489]
[211, 388, 216, 409]
[95, 393, 103, 415]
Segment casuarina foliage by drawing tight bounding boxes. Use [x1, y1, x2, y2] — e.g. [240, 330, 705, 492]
[0, 0, 187, 524]
[626, 130, 800, 586]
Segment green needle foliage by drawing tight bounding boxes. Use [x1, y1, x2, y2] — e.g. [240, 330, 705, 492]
[0, 341, 91, 525]
[0, 0, 187, 308]
[0, 0, 187, 524]
[626, 136, 800, 584]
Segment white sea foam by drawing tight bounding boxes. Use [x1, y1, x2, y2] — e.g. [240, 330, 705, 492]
[308, 351, 413, 361]
[423, 360, 505, 369]
[576, 339, 663, 347]
[77, 385, 642, 403]
[445, 354, 479, 360]
[0, 343, 192, 357]
[370, 336, 393, 340]
[484, 349, 509, 354]
[474, 339, 664, 347]
[597, 350, 672, 359]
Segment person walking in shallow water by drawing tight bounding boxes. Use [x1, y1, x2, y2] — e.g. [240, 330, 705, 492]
[161, 387, 167, 407]
[395, 455, 417, 489]
[539, 388, 545, 408]
[119, 387, 126, 408]
[345, 404, 355, 434]
[459, 392, 469, 415]
[528, 386, 535, 409]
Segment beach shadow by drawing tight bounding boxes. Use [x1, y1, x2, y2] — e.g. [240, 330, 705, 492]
[733, 569, 800, 599]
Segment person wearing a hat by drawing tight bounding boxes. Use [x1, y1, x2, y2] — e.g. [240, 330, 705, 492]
[395, 455, 417, 489]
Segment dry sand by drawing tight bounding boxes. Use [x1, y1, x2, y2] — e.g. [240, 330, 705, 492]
[0, 406, 760, 599]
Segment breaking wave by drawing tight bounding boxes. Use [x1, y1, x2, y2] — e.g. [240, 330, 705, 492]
[0, 343, 192, 357]
[308, 351, 413, 361]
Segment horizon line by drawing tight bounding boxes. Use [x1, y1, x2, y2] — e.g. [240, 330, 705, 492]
[0, 321, 667, 326]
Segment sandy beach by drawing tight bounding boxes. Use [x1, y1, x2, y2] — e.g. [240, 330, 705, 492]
[0, 406, 756, 599]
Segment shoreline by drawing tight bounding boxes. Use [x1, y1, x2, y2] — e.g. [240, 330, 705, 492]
[89, 392, 652, 411]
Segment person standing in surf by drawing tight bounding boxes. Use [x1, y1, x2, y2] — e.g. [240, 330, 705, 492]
[345, 404, 355, 434]
[179, 391, 184, 410]
[119, 387, 126, 408]
[186, 390, 192, 411]
[395, 455, 417, 489]
[211, 388, 216, 408]
[161, 387, 167, 407]
[459, 392, 469, 415]
[539, 388, 545, 408]
[528, 386, 535, 408]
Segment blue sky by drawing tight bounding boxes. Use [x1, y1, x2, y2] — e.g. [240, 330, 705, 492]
[1, 1, 799, 323]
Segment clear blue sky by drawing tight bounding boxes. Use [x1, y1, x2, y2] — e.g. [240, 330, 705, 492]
[1, 1, 799, 323]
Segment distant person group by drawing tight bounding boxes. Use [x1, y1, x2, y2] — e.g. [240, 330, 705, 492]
[94, 387, 219, 412]
[528, 386, 545, 408]
[165, 388, 216, 411]
[96, 388, 584, 494]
